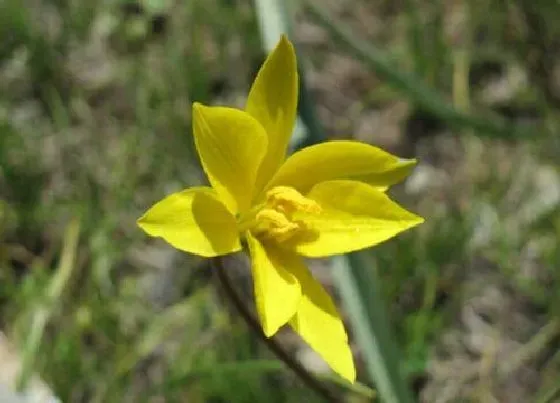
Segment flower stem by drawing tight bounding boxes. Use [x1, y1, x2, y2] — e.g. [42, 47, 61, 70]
[212, 257, 339, 403]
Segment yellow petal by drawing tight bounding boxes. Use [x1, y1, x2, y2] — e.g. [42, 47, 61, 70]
[246, 35, 299, 192]
[267, 141, 416, 195]
[290, 180, 424, 257]
[289, 266, 356, 382]
[246, 232, 302, 337]
[137, 187, 241, 257]
[193, 103, 268, 214]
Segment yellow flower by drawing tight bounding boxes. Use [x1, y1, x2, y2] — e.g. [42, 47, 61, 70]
[137, 35, 423, 383]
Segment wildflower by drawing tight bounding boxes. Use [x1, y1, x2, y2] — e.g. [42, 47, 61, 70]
[137, 35, 423, 382]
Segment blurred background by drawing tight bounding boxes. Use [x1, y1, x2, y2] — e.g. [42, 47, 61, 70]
[1, 0, 560, 402]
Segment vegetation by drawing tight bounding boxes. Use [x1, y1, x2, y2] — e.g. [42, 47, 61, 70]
[1, 0, 560, 402]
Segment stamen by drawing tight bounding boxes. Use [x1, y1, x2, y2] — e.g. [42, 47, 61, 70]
[265, 186, 321, 215]
[254, 209, 300, 242]
[237, 186, 321, 244]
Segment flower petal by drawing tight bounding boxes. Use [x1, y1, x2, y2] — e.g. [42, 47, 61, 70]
[267, 141, 416, 195]
[246, 35, 298, 192]
[290, 180, 424, 257]
[193, 103, 267, 214]
[289, 266, 356, 382]
[246, 232, 302, 336]
[137, 187, 241, 257]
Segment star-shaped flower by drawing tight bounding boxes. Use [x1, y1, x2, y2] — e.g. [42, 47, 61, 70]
[137, 35, 423, 383]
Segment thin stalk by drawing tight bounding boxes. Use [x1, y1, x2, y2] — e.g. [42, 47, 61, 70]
[212, 258, 339, 403]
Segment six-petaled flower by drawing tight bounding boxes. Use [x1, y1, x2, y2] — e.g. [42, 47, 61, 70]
[137, 35, 424, 383]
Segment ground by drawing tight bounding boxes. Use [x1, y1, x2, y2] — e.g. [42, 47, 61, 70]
[1, 0, 560, 402]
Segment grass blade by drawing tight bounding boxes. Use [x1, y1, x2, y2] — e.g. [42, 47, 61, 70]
[17, 218, 81, 393]
[332, 254, 415, 403]
[252, 0, 290, 52]
[303, 0, 535, 140]
[252, 0, 308, 147]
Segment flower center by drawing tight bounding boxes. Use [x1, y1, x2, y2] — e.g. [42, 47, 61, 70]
[238, 186, 321, 243]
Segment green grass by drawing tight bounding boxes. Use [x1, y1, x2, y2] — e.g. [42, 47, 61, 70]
[1, 0, 560, 402]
